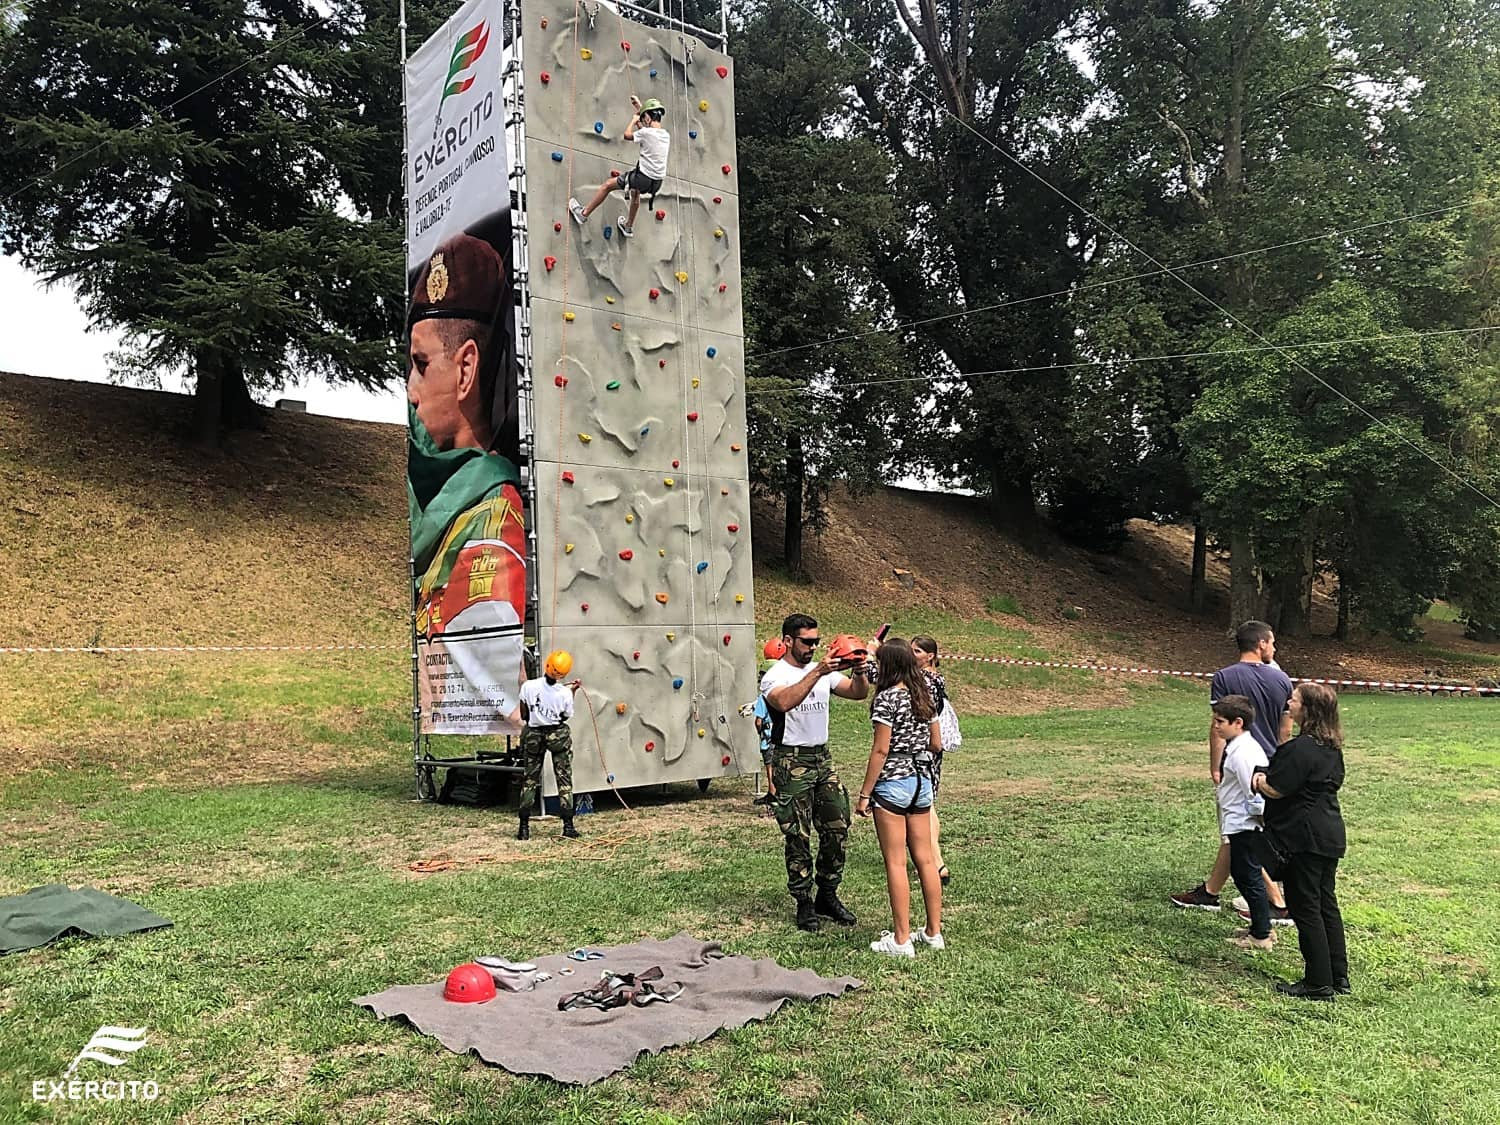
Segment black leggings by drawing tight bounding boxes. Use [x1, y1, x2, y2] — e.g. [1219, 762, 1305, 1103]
[1283, 852, 1348, 988]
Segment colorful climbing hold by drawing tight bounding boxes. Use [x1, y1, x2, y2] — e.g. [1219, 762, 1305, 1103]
[716, 65, 729, 78]
[650, 68, 658, 77]
[611, 322, 622, 331]
[606, 772, 616, 783]
[544, 255, 557, 272]
[675, 270, 688, 283]
[730, 443, 742, 452]
[720, 487, 729, 496]
[718, 283, 728, 293]
[687, 411, 699, 422]
[659, 548, 666, 557]
[655, 209, 666, 221]
[722, 164, 732, 174]
[564, 311, 575, 322]
[616, 701, 628, 715]
[673, 678, 684, 690]
[540, 71, 551, 83]
[540, 17, 547, 27]
[735, 593, 745, 604]
[565, 543, 575, 553]
[666, 632, 675, 640]
[577, 432, 591, 443]
[554, 221, 563, 232]
[610, 169, 620, 178]
[618, 550, 633, 561]
[580, 48, 592, 59]
[655, 592, 669, 604]
[605, 295, 616, 304]
[645, 741, 655, 752]
[640, 425, 650, 436]
[692, 378, 700, 389]
[561, 471, 575, 484]
[698, 728, 707, 737]
[664, 477, 674, 487]
[552, 151, 564, 162]
[632, 650, 641, 660]
[714, 228, 724, 239]
[698, 99, 709, 111]
[620, 40, 630, 51]
[688, 130, 698, 139]
[625, 513, 635, 524]
[603, 225, 612, 240]
[672, 459, 679, 468]
[713, 196, 722, 204]
[594, 121, 604, 133]
[727, 524, 739, 533]
[696, 561, 708, 573]
[722, 634, 732, 646]
[649, 287, 660, 300]
[606, 379, 621, 390]
[721, 754, 732, 767]
[706, 346, 717, 358]
[581, 602, 589, 612]
[554, 374, 568, 387]
[659, 359, 667, 369]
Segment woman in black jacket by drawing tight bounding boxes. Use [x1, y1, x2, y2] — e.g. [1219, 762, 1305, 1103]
[1252, 682, 1348, 1000]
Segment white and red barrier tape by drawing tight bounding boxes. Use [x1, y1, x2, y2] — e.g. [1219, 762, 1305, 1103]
[944, 652, 1500, 696]
[1, 641, 1494, 695]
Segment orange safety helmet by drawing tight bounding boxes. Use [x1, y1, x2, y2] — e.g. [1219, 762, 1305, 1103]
[826, 634, 870, 668]
[762, 637, 788, 661]
[544, 650, 573, 679]
[443, 963, 497, 1004]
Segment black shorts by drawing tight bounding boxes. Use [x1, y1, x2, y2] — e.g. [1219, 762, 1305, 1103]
[616, 168, 663, 196]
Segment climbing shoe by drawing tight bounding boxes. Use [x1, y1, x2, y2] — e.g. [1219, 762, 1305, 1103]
[516, 817, 530, 841]
[617, 215, 634, 238]
[814, 889, 857, 926]
[561, 820, 581, 839]
[794, 898, 819, 933]
[568, 197, 587, 224]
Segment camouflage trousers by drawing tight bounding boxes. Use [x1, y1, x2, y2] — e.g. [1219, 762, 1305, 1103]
[518, 724, 573, 817]
[770, 743, 850, 900]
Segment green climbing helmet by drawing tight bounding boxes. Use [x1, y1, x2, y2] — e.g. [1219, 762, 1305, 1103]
[639, 97, 665, 116]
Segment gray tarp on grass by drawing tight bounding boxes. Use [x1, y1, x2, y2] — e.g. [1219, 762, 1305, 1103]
[0, 885, 172, 954]
[354, 932, 862, 1085]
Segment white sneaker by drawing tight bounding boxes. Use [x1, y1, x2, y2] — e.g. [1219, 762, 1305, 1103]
[1231, 895, 1249, 914]
[568, 197, 587, 224]
[912, 928, 945, 951]
[869, 931, 915, 958]
[617, 215, 634, 237]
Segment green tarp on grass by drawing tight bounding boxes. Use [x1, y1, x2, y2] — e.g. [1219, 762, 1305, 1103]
[0, 884, 172, 954]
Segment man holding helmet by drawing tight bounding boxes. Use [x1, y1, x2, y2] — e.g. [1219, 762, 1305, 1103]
[760, 615, 871, 932]
[516, 650, 583, 841]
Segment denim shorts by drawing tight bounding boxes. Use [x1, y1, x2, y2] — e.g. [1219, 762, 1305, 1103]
[870, 774, 933, 814]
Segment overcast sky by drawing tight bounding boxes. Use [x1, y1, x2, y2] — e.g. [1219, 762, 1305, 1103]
[0, 255, 408, 425]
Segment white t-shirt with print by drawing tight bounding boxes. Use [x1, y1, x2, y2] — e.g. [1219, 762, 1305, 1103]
[759, 659, 848, 747]
[634, 126, 670, 180]
[520, 677, 574, 728]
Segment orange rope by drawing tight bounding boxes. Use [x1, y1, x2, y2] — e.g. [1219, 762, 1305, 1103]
[578, 684, 635, 812]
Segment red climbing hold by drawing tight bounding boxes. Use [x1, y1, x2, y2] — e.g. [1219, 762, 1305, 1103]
[716, 66, 728, 78]
[645, 741, 655, 752]
[655, 209, 666, 221]
[687, 411, 699, 422]
[553, 221, 562, 232]
[712, 196, 722, 204]
[722, 164, 732, 174]
[544, 255, 557, 272]
[554, 374, 568, 387]
[619, 550, 634, 561]
[727, 524, 739, 533]
[581, 602, 589, 612]
[721, 754, 732, 766]
[672, 459, 680, 468]
[561, 471, 575, 484]
[540, 17, 548, 27]
[540, 71, 551, 83]
[718, 284, 727, 293]
[659, 359, 667, 369]
[649, 288, 660, 299]
[610, 169, 620, 178]
[621, 40, 630, 50]
[723, 634, 732, 646]
[633, 650, 641, 660]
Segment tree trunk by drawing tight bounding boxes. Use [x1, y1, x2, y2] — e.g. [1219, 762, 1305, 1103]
[190, 352, 262, 445]
[1190, 521, 1208, 613]
[783, 429, 805, 577]
[990, 461, 1042, 552]
[1229, 532, 1264, 627]
[1265, 542, 1315, 638]
[1335, 574, 1351, 640]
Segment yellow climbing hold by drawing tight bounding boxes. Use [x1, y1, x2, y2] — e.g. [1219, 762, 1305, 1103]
[605, 295, 615, 304]
[656, 593, 670, 604]
[580, 48, 592, 59]
[698, 99, 708, 111]
[565, 543, 575, 554]
[691, 378, 700, 389]
[664, 477, 675, 487]
[625, 513, 635, 524]
[735, 593, 745, 604]
[675, 270, 688, 283]
[563, 311, 575, 322]
[666, 631, 676, 641]
[714, 228, 724, 239]
[659, 548, 666, 557]
[578, 433, 592, 443]
[697, 727, 707, 738]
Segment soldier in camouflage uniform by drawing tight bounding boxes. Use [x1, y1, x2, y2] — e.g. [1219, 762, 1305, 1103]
[760, 615, 871, 932]
[517, 651, 582, 840]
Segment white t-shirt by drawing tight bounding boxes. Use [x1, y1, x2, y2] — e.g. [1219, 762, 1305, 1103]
[759, 659, 849, 747]
[520, 677, 574, 728]
[634, 126, 670, 180]
[1217, 730, 1268, 836]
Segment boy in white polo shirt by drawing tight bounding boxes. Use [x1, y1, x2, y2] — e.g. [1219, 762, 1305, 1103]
[569, 95, 670, 238]
[1213, 694, 1275, 950]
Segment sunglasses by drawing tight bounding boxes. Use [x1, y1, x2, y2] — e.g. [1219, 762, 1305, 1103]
[794, 636, 821, 648]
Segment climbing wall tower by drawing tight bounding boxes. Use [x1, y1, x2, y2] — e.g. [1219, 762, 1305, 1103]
[517, 0, 755, 791]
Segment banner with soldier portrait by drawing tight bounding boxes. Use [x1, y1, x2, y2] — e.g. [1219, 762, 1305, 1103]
[405, 0, 525, 735]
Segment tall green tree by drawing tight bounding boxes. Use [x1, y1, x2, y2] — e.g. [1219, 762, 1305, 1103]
[0, 0, 401, 443]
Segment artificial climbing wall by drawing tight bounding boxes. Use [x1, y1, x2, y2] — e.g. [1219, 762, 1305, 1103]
[522, 0, 755, 792]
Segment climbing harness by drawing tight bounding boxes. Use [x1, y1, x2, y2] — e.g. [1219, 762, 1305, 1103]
[557, 966, 684, 1011]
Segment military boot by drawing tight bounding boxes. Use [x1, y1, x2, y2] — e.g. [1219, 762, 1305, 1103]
[561, 818, 581, 839]
[815, 888, 857, 926]
[794, 898, 820, 933]
[516, 815, 530, 841]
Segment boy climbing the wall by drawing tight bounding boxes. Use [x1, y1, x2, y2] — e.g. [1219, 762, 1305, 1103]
[569, 95, 669, 238]
[516, 650, 583, 841]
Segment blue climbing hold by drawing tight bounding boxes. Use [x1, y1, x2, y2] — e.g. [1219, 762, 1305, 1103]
[640, 426, 650, 437]
[689, 130, 698, 139]
[603, 225, 613, 240]
[551, 151, 563, 162]
[696, 561, 709, 573]
[594, 121, 604, 134]
[607, 772, 616, 783]
[706, 346, 718, 358]
[650, 68, 658, 78]
[672, 678, 684, 690]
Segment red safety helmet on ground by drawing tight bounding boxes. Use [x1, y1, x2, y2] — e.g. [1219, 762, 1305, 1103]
[762, 637, 788, 661]
[826, 634, 871, 669]
[443, 963, 498, 1003]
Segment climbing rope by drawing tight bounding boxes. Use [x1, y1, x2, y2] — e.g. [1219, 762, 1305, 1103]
[578, 684, 636, 811]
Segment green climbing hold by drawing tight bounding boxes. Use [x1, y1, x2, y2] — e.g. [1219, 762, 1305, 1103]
[606, 380, 621, 390]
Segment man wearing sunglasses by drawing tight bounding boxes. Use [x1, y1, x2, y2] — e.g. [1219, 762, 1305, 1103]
[760, 614, 871, 932]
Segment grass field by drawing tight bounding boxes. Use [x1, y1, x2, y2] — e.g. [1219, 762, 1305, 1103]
[2, 653, 1498, 1124]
